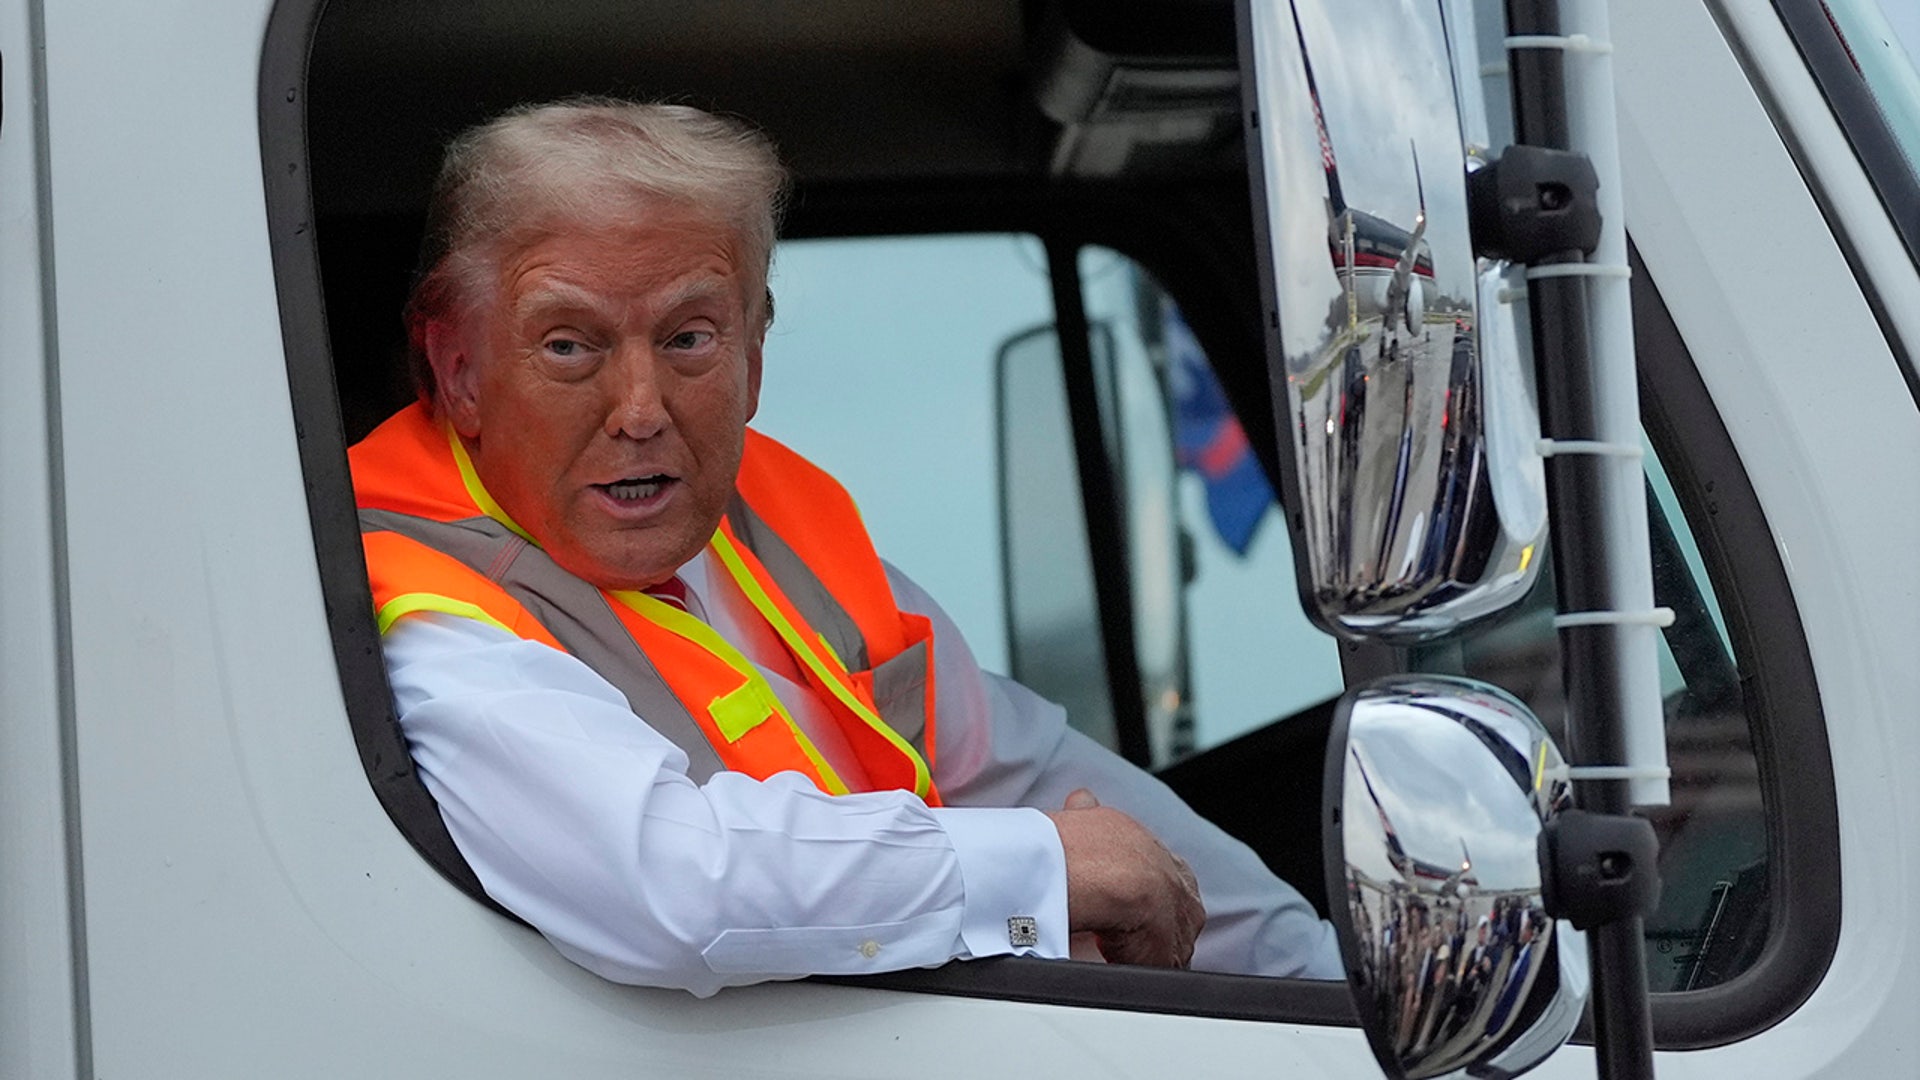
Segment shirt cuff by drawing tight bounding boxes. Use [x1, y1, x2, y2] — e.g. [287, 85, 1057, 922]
[932, 805, 1070, 961]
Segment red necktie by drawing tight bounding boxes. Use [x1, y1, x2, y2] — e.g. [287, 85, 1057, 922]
[645, 575, 692, 612]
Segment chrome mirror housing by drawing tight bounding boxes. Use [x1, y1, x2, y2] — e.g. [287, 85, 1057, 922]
[1324, 675, 1588, 1079]
[1244, 0, 1547, 641]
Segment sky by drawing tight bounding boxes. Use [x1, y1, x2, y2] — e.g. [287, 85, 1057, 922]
[1297, 0, 1478, 308]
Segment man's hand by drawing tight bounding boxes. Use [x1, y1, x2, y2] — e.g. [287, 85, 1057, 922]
[1045, 789, 1205, 968]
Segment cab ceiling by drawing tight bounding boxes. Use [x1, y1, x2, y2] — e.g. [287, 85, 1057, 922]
[308, 0, 1036, 215]
[305, 0, 1242, 217]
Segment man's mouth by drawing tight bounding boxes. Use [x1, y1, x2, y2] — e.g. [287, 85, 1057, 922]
[597, 475, 676, 503]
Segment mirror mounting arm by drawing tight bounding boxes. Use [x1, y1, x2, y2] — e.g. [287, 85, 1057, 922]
[1539, 808, 1662, 932]
[1503, 0, 1660, 1075]
[1467, 145, 1603, 264]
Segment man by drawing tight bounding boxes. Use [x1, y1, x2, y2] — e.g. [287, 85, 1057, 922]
[352, 98, 1339, 997]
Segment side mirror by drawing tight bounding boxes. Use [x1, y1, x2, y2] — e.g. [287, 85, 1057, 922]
[995, 317, 1192, 766]
[1243, 0, 1547, 641]
[997, 323, 1122, 752]
[1325, 675, 1588, 1079]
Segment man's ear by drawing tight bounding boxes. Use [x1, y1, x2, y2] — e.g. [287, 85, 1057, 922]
[425, 319, 483, 437]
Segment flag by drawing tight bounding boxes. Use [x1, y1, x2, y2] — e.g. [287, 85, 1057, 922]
[1165, 302, 1275, 556]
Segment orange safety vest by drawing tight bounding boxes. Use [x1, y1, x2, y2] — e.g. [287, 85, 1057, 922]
[351, 403, 941, 804]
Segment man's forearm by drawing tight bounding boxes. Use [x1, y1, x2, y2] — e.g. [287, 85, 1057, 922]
[387, 611, 1071, 995]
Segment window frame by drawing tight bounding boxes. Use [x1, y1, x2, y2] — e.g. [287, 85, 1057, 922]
[1336, 245, 1844, 1050]
[1766, 0, 1920, 403]
[1771, 0, 1920, 263]
[260, 0, 515, 922]
[1619, 242, 1842, 1048]
[260, 0, 1838, 1043]
[1048, 232, 1156, 767]
[262, 0, 1365, 1024]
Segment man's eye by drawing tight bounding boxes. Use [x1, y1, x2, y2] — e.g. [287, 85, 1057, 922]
[666, 329, 714, 351]
[544, 337, 587, 358]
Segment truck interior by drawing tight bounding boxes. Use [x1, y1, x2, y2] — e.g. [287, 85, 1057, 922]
[301, 0, 1367, 1021]
[278, 0, 1838, 1039]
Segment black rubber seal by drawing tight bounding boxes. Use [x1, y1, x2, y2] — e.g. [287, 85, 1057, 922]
[259, 0, 514, 921]
[1624, 240, 1842, 1048]
[824, 958, 1357, 1025]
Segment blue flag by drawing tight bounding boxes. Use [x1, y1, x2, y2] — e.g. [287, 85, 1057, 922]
[1164, 303, 1274, 556]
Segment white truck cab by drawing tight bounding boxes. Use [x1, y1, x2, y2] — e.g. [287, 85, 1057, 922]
[2, 1, 1915, 1077]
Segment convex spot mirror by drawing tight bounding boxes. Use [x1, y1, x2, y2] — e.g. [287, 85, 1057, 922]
[1325, 675, 1588, 1079]
[1243, 0, 1547, 641]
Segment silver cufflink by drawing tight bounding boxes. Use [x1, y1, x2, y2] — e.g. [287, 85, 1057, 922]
[1007, 916, 1038, 947]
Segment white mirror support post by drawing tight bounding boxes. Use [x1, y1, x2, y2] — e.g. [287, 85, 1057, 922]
[1494, 0, 1665, 1075]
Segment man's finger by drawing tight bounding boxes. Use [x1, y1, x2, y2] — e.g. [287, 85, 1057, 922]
[1063, 788, 1100, 811]
[1096, 925, 1191, 970]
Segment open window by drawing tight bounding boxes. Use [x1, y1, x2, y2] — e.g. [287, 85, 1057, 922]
[267, 0, 1363, 1028]
[262, 0, 1838, 1042]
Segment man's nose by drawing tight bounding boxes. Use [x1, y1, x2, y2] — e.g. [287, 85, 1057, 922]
[605, 346, 670, 440]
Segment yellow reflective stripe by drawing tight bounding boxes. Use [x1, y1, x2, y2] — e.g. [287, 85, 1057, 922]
[376, 592, 514, 636]
[446, 425, 535, 543]
[609, 588, 851, 796]
[815, 632, 843, 669]
[709, 529, 932, 800]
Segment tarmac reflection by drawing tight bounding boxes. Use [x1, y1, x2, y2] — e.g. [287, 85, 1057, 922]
[1334, 677, 1585, 1079]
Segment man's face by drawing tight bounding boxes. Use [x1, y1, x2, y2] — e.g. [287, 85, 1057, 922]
[430, 208, 764, 590]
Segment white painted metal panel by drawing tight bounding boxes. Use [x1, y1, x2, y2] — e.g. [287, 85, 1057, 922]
[30, 0, 1913, 1075]
[34, 1, 1383, 1076]
[1613, 0, 1920, 1076]
[0, 0, 85, 1077]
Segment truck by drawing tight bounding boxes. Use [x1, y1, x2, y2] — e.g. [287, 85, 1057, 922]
[2, 0, 1914, 1076]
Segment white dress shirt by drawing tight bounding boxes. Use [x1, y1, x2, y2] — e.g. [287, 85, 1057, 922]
[384, 553, 1341, 996]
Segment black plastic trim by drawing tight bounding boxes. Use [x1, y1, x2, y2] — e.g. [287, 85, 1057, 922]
[259, 0, 514, 920]
[1756, 0, 1920, 405]
[1317, 691, 1382, 1057]
[1046, 237, 1154, 768]
[824, 958, 1357, 1025]
[1623, 241, 1842, 1048]
[1055, 0, 1238, 60]
[1769, 0, 1920, 262]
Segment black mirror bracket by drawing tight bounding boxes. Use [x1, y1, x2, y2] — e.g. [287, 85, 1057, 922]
[1467, 145, 1604, 264]
[1539, 808, 1663, 932]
